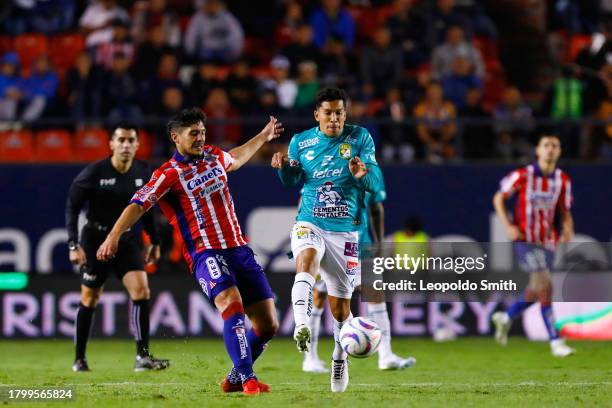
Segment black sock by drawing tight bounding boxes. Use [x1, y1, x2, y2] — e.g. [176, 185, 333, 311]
[132, 299, 150, 357]
[75, 303, 95, 361]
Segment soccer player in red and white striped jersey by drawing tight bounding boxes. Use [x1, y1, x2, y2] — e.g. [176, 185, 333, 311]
[491, 134, 575, 357]
[96, 108, 283, 394]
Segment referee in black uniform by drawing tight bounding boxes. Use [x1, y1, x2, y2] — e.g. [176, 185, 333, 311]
[65, 124, 169, 372]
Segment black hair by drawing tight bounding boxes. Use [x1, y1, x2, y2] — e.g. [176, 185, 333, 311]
[537, 134, 561, 145]
[315, 87, 348, 108]
[166, 108, 207, 141]
[111, 122, 139, 140]
[404, 216, 423, 233]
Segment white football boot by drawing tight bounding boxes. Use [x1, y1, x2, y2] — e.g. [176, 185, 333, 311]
[378, 354, 417, 370]
[303, 357, 328, 373]
[293, 324, 311, 353]
[330, 359, 349, 392]
[492, 311, 511, 346]
[550, 339, 575, 357]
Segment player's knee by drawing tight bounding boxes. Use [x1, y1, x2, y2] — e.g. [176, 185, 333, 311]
[131, 286, 150, 301]
[81, 289, 101, 307]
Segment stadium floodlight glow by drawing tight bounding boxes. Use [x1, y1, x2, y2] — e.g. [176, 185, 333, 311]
[0, 272, 29, 290]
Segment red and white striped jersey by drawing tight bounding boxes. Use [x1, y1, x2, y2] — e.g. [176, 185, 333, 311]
[131, 146, 247, 269]
[499, 163, 573, 248]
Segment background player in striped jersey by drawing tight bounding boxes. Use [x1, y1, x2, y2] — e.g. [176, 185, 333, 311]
[491, 134, 575, 357]
[302, 171, 416, 373]
[96, 108, 283, 395]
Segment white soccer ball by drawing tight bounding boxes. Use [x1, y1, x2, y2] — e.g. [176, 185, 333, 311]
[339, 316, 382, 358]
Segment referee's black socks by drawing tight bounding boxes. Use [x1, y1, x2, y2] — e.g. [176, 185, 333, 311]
[131, 299, 150, 357]
[75, 303, 95, 361]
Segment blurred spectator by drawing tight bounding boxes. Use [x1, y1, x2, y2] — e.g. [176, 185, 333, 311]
[15, 55, 58, 122]
[320, 36, 358, 89]
[153, 86, 186, 157]
[261, 56, 297, 110]
[102, 51, 142, 122]
[385, 0, 428, 68]
[95, 18, 135, 70]
[348, 99, 380, 145]
[459, 87, 493, 159]
[275, 1, 305, 48]
[378, 88, 415, 163]
[202, 88, 241, 148]
[0, 53, 22, 121]
[132, 25, 178, 80]
[413, 82, 457, 162]
[575, 20, 612, 113]
[548, 0, 599, 34]
[141, 53, 184, 114]
[66, 52, 103, 121]
[591, 92, 612, 159]
[310, 0, 356, 50]
[542, 66, 584, 157]
[281, 24, 324, 77]
[189, 62, 223, 107]
[441, 55, 483, 109]
[294, 61, 320, 110]
[225, 60, 257, 114]
[4, 0, 76, 35]
[425, 0, 466, 49]
[79, 0, 129, 49]
[132, 0, 181, 46]
[360, 27, 403, 98]
[184, 0, 244, 63]
[493, 87, 534, 160]
[431, 25, 485, 79]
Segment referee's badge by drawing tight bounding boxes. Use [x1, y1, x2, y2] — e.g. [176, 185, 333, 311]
[339, 143, 352, 159]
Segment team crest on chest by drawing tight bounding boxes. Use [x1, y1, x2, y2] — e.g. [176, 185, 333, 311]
[339, 143, 352, 159]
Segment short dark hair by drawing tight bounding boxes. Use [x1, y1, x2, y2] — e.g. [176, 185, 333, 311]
[315, 87, 348, 108]
[405, 216, 423, 233]
[167, 108, 207, 141]
[537, 134, 560, 145]
[111, 122, 139, 140]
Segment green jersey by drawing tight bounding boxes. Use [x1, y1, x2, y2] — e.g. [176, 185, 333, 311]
[278, 124, 382, 232]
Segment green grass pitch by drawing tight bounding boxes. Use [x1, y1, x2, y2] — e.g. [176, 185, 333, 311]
[0, 338, 610, 407]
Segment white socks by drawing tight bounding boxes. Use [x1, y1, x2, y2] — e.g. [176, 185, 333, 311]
[332, 313, 352, 361]
[305, 306, 324, 361]
[367, 302, 392, 359]
[292, 272, 315, 327]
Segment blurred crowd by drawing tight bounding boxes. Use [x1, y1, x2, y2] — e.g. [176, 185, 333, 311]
[1, 0, 611, 162]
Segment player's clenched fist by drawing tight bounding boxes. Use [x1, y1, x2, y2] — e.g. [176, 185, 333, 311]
[96, 236, 119, 261]
[271, 152, 289, 169]
[349, 156, 368, 179]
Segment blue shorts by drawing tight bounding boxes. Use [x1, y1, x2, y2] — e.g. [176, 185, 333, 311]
[193, 245, 274, 307]
[514, 242, 555, 273]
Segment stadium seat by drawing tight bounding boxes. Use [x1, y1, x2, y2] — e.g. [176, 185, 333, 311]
[49, 33, 85, 71]
[568, 34, 592, 62]
[15, 33, 48, 71]
[0, 130, 33, 162]
[75, 128, 110, 161]
[135, 129, 154, 160]
[34, 129, 73, 162]
[0, 35, 14, 56]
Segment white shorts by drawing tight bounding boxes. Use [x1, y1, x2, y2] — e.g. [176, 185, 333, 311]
[290, 222, 360, 299]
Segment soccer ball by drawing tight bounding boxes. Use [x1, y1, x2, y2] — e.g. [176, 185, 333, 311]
[339, 316, 382, 358]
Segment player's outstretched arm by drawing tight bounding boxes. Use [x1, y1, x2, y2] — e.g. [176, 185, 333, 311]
[96, 203, 145, 261]
[492, 191, 523, 241]
[271, 151, 303, 186]
[227, 116, 283, 172]
[350, 156, 382, 192]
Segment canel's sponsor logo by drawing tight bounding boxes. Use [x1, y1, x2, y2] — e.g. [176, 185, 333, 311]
[187, 168, 223, 190]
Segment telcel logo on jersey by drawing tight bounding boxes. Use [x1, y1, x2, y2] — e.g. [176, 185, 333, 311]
[186, 167, 223, 190]
[313, 166, 344, 179]
[298, 137, 319, 149]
